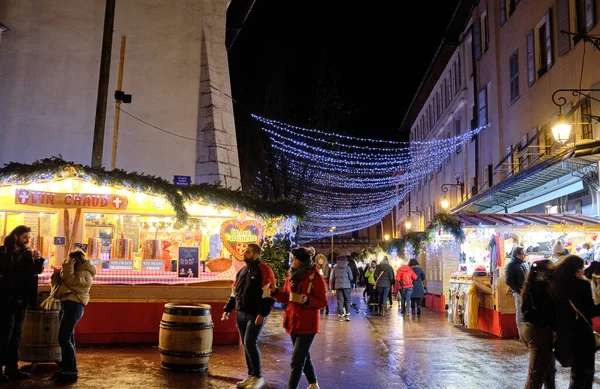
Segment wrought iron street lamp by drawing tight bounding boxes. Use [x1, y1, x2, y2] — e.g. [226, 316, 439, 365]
[404, 208, 422, 230]
[329, 226, 336, 263]
[551, 88, 600, 143]
[441, 178, 465, 201]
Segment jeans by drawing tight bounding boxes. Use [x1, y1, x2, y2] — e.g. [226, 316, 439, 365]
[400, 288, 413, 312]
[336, 289, 351, 316]
[236, 311, 266, 378]
[58, 300, 85, 374]
[513, 293, 524, 337]
[376, 286, 390, 310]
[288, 333, 317, 389]
[0, 301, 26, 372]
[520, 322, 556, 389]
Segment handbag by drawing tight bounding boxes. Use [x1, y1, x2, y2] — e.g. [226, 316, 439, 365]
[568, 299, 600, 349]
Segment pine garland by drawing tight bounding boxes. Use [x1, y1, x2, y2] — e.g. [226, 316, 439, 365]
[425, 212, 466, 243]
[0, 157, 305, 222]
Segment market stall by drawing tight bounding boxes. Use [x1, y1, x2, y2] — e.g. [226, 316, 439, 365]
[427, 213, 600, 338]
[0, 158, 301, 345]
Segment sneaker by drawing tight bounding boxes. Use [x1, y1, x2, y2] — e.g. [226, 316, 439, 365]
[344, 315, 350, 322]
[236, 376, 255, 388]
[248, 377, 265, 389]
[307, 382, 321, 389]
[6, 370, 30, 380]
[338, 316, 344, 322]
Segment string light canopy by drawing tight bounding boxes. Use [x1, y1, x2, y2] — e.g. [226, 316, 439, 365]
[252, 114, 488, 241]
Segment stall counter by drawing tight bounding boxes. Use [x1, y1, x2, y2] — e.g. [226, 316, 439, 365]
[38, 281, 241, 345]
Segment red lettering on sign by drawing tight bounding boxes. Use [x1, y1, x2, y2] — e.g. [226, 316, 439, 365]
[46, 194, 54, 204]
[73, 195, 81, 206]
[83, 195, 91, 207]
[64, 194, 73, 205]
[31, 192, 40, 204]
[91, 196, 99, 207]
[101, 197, 108, 207]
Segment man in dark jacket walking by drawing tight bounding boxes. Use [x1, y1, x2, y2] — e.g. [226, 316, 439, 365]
[505, 246, 529, 337]
[0, 225, 45, 382]
[222, 244, 275, 389]
[374, 256, 395, 316]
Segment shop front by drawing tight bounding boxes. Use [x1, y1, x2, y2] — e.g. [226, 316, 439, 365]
[0, 159, 299, 345]
[428, 213, 600, 337]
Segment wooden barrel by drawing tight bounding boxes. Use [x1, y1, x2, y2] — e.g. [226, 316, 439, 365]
[19, 308, 62, 363]
[158, 303, 213, 372]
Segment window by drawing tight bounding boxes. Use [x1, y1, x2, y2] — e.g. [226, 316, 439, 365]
[446, 75, 452, 103]
[482, 10, 490, 52]
[509, 50, 520, 103]
[581, 97, 593, 139]
[452, 62, 459, 94]
[527, 10, 554, 85]
[473, 18, 482, 61]
[574, 0, 597, 44]
[500, 0, 507, 26]
[455, 118, 462, 154]
[457, 54, 461, 88]
[478, 87, 488, 128]
[352, 230, 359, 239]
[487, 164, 494, 187]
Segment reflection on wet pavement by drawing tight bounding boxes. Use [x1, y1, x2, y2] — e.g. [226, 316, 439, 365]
[6, 289, 600, 388]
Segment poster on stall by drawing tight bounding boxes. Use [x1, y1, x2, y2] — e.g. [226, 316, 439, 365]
[178, 246, 199, 278]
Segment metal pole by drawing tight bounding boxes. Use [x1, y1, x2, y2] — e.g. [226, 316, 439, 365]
[91, 0, 116, 167]
[331, 235, 334, 263]
[111, 35, 126, 170]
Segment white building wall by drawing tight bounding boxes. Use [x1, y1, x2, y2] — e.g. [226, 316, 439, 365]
[0, 0, 240, 189]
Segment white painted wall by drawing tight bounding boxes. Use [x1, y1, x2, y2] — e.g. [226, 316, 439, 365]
[0, 0, 240, 188]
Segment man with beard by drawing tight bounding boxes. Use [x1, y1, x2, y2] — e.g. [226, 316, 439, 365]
[0, 225, 45, 382]
[222, 243, 275, 389]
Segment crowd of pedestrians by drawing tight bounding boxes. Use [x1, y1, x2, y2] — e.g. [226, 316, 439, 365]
[506, 246, 600, 389]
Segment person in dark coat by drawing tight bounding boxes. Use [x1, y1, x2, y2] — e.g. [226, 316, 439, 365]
[408, 259, 426, 315]
[329, 256, 353, 321]
[505, 246, 530, 338]
[374, 256, 395, 316]
[520, 260, 556, 389]
[551, 255, 600, 388]
[0, 225, 45, 382]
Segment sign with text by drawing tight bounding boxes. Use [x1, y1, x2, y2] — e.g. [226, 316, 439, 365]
[173, 175, 192, 187]
[54, 237, 66, 245]
[15, 189, 128, 210]
[110, 259, 134, 270]
[178, 246, 199, 278]
[141, 260, 164, 271]
[220, 219, 262, 260]
[74, 242, 88, 253]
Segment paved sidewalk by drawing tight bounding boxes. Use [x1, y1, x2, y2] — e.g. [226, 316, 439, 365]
[3, 289, 600, 388]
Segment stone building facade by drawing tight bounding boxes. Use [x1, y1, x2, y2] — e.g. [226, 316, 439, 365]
[0, 0, 240, 189]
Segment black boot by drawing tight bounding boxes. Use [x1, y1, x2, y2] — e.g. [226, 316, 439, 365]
[325, 305, 329, 315]
[6, 370, 30, 380]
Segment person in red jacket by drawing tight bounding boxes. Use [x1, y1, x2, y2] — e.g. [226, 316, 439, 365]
[268, 247, 327, 389]
[396, 263, 417, 315]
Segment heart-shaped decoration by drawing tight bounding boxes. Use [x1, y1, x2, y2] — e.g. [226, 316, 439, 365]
[220, 219, 263, 261]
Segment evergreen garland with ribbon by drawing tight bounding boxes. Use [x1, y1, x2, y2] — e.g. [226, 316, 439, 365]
[425, 212, 466, 243]
[0, 157, 305, 222]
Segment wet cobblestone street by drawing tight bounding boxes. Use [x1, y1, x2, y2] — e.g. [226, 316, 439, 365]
[5, 289, 600, 388]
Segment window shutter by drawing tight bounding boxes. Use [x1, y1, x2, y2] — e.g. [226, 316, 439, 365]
[526, 31, 535, 86]
[473, 18, 482, 61]
[500, 0, 507, 26]
[557, 0, 571, 56]
[545, 9, 553, 70]
[585, 0, 596, 32]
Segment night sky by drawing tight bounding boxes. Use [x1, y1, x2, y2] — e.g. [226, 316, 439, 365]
[228, 1, 460, 142]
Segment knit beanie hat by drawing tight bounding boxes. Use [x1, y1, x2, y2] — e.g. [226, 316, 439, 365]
[291, 247, 314, 262]
[552, 241, 564, 256]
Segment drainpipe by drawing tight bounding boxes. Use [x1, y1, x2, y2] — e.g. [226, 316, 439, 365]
[470, 27, 479, 196]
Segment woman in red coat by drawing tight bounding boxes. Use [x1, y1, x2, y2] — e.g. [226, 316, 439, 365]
[268, 247, 327, 389]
